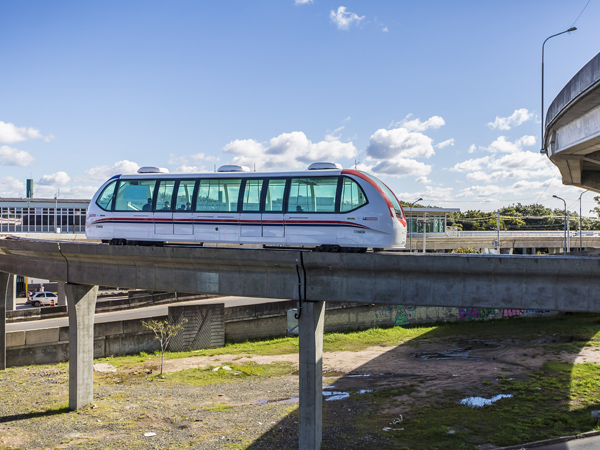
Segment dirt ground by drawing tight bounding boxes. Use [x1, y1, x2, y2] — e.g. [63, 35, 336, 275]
[1, 333, 598, 449]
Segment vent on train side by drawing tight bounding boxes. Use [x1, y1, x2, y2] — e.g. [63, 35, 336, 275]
[307, 162, 343, 170]
[217, 165, 251, 172]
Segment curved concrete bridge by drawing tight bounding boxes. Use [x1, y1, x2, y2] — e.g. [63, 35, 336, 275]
[545, 51, 600, 191]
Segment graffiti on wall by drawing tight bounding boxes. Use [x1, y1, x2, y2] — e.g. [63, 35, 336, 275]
[375, 305, 554, 327]
[458, 308, 497, 320]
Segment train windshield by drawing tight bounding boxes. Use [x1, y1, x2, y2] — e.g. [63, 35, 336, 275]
[360, 171, 403, 218]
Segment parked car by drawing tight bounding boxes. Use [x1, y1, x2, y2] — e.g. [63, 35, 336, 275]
[27, 292, 58, 307]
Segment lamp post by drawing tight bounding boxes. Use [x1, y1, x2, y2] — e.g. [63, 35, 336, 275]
[541, 27, 577, 154]
[553, 194, 567, 253]
[579, 190, 588, 251]
[409, 197, 422, 253]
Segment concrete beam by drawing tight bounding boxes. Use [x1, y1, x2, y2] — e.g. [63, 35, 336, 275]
[65, 283, 98, 410]
[299, 301, 325, 450]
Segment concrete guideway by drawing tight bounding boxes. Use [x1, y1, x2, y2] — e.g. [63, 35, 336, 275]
[3, 238, 600, 449]
[0, 237, 600, 312]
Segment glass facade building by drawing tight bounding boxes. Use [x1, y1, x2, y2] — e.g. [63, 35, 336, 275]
[0, 198, 89, 233]
[405, 208, 460, 235]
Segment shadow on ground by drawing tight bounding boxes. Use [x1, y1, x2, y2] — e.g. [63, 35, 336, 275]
[246, 313, 600, 450]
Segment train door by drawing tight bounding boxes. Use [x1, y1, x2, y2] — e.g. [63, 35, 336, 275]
[194, 178, 241, 244]
[240, 179, 263, 239]
[284, 176, 338, 245]
[154, 180, 175, 236]
[173, 180, 195, 236]
[113, 179, 157, 240]
[262, 178, 286, 240]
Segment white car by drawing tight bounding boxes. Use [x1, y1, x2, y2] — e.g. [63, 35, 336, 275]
[27, 292, 58, 307]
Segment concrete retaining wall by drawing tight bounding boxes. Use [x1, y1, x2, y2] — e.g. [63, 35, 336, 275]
[5, 301, 561, 367]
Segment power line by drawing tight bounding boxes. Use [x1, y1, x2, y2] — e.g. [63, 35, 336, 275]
[571, 0, 592, 27]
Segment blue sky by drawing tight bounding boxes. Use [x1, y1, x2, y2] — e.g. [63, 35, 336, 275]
[1, 0, 599, 214]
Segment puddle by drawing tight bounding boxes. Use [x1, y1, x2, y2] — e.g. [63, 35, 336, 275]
[460, 394, 513, 408]
[322, 389, 373, 401]
[347, 373, 372, 378]
[323, 391, 350, 401]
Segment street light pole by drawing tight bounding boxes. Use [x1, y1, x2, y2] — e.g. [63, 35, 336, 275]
[579, 190, 588, 251]
[553, 195, 567, 253]
[409, 197, 422, 253]
[541, 27, 577, 154]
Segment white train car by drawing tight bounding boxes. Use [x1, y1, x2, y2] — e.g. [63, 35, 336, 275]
[85, 163, 407, 251]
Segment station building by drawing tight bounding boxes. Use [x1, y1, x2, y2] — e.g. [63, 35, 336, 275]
[0, 198, 89, 234]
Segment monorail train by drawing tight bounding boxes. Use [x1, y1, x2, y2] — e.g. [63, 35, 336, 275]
[85, 162, 407, 251]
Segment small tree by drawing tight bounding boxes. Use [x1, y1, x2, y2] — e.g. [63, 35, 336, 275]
[142, 318, 186, 375]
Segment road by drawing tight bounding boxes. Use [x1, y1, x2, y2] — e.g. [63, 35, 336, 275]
[7, 296, 291, 332]
[524, 435, 600, 449]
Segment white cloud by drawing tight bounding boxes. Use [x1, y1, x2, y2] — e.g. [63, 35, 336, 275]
[468, 144, 477, 154]
[295, 0, 313, 4]
[366, 128, 435, 160]
[39, 171, 70, 186]
[382, 26, 389, 32]
[223, 131, 357, 171]
[451, 156, 492, 173]
[486, 135, 535, 153]
[369, 158, 432, 177]
[488, 108, 534, 130]
[191, 152, 219, 162]
[35, 184, 98, 199]
[0, 121, 53, 144]
[0, 145, 36, 166]
[329, 6, 365, 30]
[436, 138, 455, 149]
[416, 176, 431, 184]
[81, 160, 140, 181]
[0, 177, 26, 197]
[401, 115, 445, 132]
[174, 165, 209, 174]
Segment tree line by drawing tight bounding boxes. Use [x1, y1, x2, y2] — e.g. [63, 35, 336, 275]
[400, 198, 600, 232]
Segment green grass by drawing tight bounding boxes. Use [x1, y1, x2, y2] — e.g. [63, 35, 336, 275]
[347, 361, 600, 450]
[152, 361, 296, 386]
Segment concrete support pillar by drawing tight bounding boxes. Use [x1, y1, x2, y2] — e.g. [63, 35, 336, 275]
[299, 301, 325, 450]
[0, 272, 9, 370]
[65, 283, 98, 411]
[57, 282, 67, 307]
[6, 275, 15, 311]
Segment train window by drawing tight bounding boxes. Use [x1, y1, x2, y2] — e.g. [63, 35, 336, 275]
[242, 179, 263, 212]
[340, 177, 367, 212]
[114, 180, 157, 212]
[174, 180, 195, 211]
[95, 180, 117, 211]
[264, 179, 286, 213]
[156, 180, 176, 211]
[287, 177, 337, 213]
[196, 179, 241, 212]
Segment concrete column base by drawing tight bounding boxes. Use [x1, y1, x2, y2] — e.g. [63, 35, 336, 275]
[299, 301, 325, 450]
[65, 283, 98, 411]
